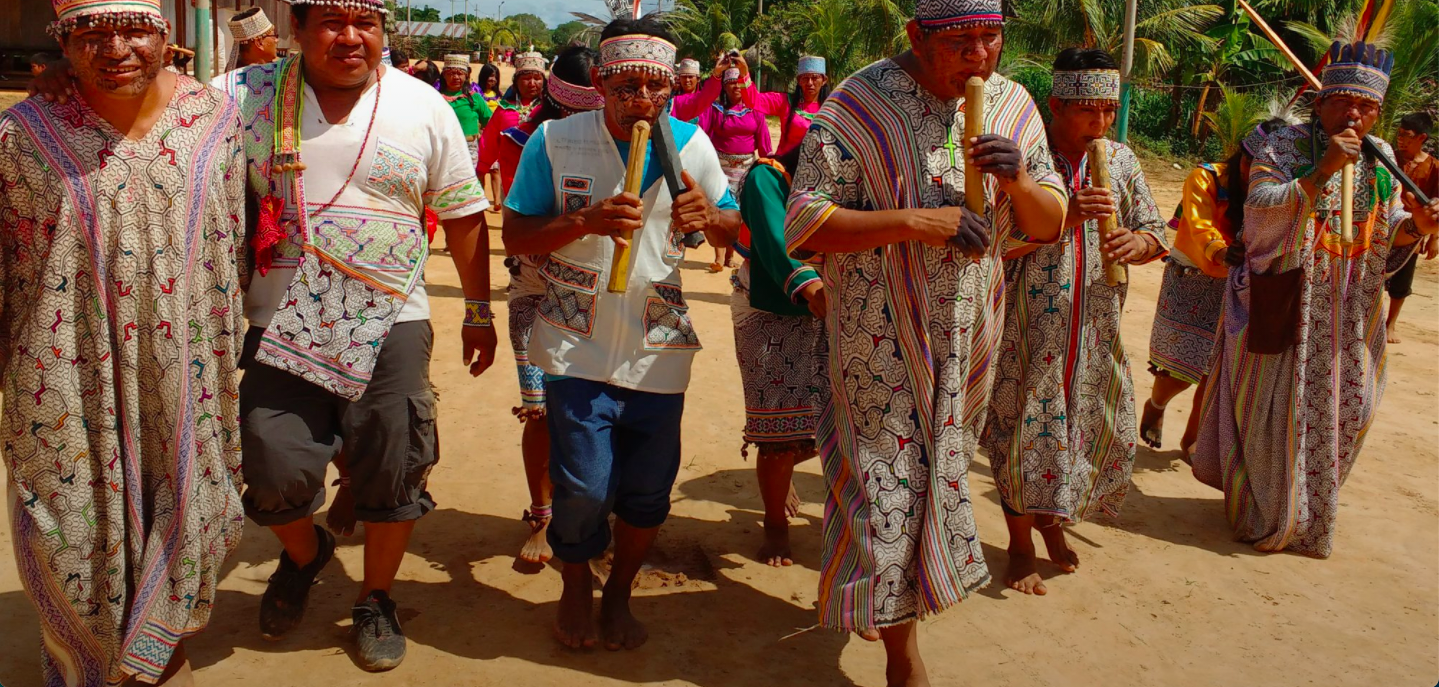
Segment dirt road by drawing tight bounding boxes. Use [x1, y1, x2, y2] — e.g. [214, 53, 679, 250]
[0, 91, 1435, 686]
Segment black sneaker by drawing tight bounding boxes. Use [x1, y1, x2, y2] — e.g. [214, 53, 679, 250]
[352, 590, 407, 671]
[258, 524, 336, 641]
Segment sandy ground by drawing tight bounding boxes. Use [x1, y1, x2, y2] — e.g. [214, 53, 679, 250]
[0, 88, 1437, 686]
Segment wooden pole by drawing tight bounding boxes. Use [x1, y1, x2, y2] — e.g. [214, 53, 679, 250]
[964, 76, 986, 216]
[1116, 0, 1137, 142]
[607, 120, 652, 293]
[1087, 139, 1129, 287]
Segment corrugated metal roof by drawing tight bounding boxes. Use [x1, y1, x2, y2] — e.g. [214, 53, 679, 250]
[392, 21, 470, 38]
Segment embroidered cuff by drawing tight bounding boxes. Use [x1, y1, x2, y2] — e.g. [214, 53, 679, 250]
[464, 300, 494, 328]
[784, 267, 821, 303]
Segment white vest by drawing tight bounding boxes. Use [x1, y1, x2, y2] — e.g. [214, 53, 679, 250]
[530, 111, 731, 394]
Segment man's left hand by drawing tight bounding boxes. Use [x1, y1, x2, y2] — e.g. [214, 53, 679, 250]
[968, 134, 1025, 184]
[1406, 193, 1439, 236]
[462, 325, 497, 377]
[672, 170, 718, 236]
[1102, 225, 1152, 264]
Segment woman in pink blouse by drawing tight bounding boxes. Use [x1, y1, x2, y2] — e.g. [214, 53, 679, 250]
[739, 54, 829, 156]
[698, 67, 772, 272]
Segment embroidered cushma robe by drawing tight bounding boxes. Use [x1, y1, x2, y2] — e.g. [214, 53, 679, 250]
[786, 61, 1066, 630]
[0, 77, 247, 687]
[982, 140, 1167, 521]
[1192, 124, 1419, 558]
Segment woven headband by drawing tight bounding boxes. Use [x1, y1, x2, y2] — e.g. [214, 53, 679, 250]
[548, 74, 604, 112]
[288, 0, 389, 14]
[1051, 69, 1120, 103]
[598, 34, 677, 79]
[1319, 40, 1392, 103]
[47, 0, 168, 38]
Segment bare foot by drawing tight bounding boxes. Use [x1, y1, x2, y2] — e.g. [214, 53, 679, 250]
[757, 520, 793, 567]
[519, 512, 553, 564]
[785, 483, 802, 518]
[1037, 521, 1079, 573]
[554, 566, 597, 649]
[856, 628, 881, 642]
[1387, 325, 1401, 344]
[1005, 542, 1047, 595]
[1139, 399, 1164, 449]
[707, 262, 723, 273]
[599, 593, 648, 651]
[326, 485, 357, 538]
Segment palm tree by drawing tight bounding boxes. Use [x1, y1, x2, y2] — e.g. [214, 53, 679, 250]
[1202, 85, 1269, 153]
[1006, 0, 1224, 78]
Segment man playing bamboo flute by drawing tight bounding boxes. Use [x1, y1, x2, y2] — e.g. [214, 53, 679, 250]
[1192, 41, 1439, 558]
[785, 0, 1066, 682]
[501, 17, 741, 652]
[981, 47, 1167, 595]
[0, 0, 247, 682]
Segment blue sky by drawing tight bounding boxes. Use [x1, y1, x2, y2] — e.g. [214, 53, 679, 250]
[405, 0, 623, 27]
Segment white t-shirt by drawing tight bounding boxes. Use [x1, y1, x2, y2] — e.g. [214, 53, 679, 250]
[243, 65, 488, 327]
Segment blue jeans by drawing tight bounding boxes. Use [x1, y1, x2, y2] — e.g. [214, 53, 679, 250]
[545, 377, 685, 563]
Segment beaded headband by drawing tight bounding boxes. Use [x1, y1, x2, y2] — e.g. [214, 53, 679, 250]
[797, 55, 826, 75]
[443, 54, 469, 72]
[1319, 41, 1392, 103]
[514, 52, 547, 75]
[288, 0, 389, 15]
[598, 34, 677, 79]
[915, 0, 1005, 33]
[1051, 69, 1120, 104]
[229, 7, 273, 43]
[677, 58, 701, 76]
[548, 74, 604, 112]
[47, 0, 167, 38]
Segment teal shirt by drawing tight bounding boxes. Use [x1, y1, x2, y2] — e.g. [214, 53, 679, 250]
[739, 163, 820, 316]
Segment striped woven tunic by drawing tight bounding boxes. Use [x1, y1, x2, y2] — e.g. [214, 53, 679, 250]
[786, 61, 1065, 630]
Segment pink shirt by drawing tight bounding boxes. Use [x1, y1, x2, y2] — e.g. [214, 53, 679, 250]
[697, 103, 772, 157]
[670, 77, 723, 122]
[745, 89, 821, 155]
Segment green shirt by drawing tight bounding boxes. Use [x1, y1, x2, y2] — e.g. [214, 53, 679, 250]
[739, 163, 821, 316]
[442, 90, 491, 137]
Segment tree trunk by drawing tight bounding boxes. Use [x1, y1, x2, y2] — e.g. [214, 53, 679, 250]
[1165, 65, 1186, 131]
[1191, 82, 1212, 139]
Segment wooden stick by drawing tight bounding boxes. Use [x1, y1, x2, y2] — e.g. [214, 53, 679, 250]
[607, 120, 652, 293]
[1087, 139, 1128, 287]
[1237, 0, 1322, 90]
[1238, 0, 1353, 244]
[964, 76, 987, 215]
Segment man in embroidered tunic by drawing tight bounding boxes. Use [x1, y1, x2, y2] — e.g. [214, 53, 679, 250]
[981, 47, 1167, 596]
[784, 0, 1066, 682]
[502, 17, 741, 652]
[0, 0, 246, 683]
[1193, 42, 1439, 558]
[214, 0, 493, 670]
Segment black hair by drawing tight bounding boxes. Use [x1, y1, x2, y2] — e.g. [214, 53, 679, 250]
[292, 4, 386, 30]
[477, 63, 501, 92]
[30, 52, 54, 67]
[415, 60, 440, 87]
[599, 15, 678, 45]
[388, 47, 408, 68]
[1225, 117, 1291, 234]
[527, 45, 600, 128]
[1399, 111, 1434, 137]
[1052, 46, 1118, 72]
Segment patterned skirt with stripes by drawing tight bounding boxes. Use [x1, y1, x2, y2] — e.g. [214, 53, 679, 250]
[730, 274, 828, 455]
[1148, 260, 1226, 386]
